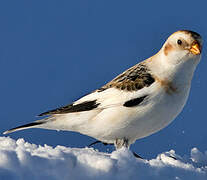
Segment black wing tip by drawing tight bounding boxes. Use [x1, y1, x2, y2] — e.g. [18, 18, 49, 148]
[38, 108, 58, 116]
[38, 100, 100, 116]
[38, 112, 49, 117]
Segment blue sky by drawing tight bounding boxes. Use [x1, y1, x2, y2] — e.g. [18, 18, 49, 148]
[0, 0, 207, 159]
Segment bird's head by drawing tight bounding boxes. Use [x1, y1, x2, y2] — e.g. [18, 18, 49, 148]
[162, 30, 202, 66]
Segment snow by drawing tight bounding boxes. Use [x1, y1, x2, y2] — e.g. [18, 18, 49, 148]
[0, 137, 206, 180]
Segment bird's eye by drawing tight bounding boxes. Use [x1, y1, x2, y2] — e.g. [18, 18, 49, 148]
[177, 39, 182, 45]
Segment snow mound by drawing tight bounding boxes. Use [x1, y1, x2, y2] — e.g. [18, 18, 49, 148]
[0, 137, 206, 180]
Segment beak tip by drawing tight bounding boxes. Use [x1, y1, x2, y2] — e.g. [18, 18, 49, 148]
[190, 43, 201, 55]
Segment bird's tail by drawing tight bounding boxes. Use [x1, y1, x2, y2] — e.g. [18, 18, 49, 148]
[3, 117, 54, 135]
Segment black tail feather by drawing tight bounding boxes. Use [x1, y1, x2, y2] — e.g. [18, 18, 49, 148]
[3, 121, 44, 135]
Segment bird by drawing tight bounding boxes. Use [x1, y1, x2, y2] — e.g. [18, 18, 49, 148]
[3, 30, 202, 152]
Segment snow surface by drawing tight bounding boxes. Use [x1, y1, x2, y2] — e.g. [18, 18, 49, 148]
[0, 137, 206, 180]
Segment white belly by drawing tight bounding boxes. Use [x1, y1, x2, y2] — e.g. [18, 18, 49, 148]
[42, 83, 191, 145]
[82, 86, 190, 144]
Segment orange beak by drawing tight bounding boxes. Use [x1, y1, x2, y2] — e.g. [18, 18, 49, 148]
[189, 42, 201, 55]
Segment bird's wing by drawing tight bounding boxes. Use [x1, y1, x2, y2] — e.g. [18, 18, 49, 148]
[39, 62, 156, 116]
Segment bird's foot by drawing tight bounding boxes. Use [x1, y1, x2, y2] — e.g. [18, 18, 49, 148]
[88, 140, 113, 147]
[132, 151, 143, 159]
[115, 138, 129, 149]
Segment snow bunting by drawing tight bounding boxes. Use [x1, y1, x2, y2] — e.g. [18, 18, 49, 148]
[3, 30, 202, 150]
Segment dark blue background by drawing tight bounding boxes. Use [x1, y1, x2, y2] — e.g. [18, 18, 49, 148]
[1, 0, 206, 158]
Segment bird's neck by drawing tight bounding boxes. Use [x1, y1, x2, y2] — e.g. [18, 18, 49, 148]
[146, 52, 198, 89]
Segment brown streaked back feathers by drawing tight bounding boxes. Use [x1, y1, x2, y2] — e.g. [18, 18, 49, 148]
[97, 63, 155, 92]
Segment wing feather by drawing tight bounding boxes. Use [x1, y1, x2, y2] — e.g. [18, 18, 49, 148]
[39, 100, 100, 116]
[39, 62, 155, 116]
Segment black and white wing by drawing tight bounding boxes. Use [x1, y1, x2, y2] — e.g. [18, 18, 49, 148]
[3, 62, 156, 134]
[39, 62, 155, 116]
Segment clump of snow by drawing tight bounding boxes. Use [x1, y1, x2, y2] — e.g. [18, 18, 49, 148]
[0, 137, 206, 180]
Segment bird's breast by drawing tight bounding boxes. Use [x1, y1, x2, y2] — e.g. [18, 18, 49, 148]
[153, 76, 179, 95]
